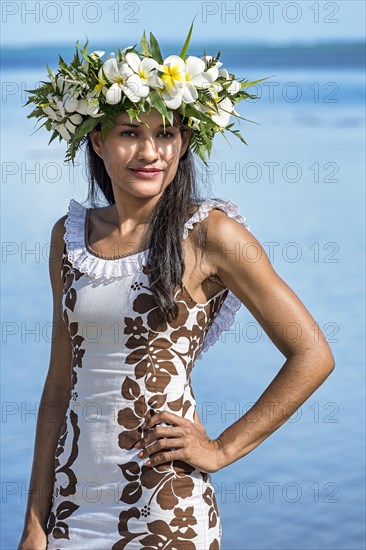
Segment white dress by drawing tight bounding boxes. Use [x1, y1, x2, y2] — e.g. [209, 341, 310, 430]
[46, 197, 250, 550]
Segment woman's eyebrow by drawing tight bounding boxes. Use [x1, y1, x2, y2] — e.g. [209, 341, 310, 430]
[116, 122, 176, 128]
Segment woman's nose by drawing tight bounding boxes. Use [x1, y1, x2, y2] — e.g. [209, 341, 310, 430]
[137, 136, 159, 161]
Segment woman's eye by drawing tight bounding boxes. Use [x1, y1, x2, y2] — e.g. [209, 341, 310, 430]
[159, 132, 174, 138]
[119, 130, 175, 138]
[120, 130, 136, 137]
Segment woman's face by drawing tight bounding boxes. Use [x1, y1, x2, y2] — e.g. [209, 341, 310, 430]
[90, 108, 191, 200]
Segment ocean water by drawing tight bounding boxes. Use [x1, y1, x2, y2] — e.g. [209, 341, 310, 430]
[1, 44, 365, 549]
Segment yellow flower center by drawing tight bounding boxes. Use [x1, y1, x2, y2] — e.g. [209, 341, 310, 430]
[161, 64, 184, 92]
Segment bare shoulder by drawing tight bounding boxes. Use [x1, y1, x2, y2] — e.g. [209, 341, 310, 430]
[51, 214, 68, 239]
[49, 214, 68, 270]
[204, 206, 253, 244]
[201, 206, 259, 281]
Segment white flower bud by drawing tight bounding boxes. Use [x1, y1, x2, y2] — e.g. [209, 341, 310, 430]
[56, 123, 72, 141]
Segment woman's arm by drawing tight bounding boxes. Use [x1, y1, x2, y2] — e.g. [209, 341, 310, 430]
[18, 215, 72, 546]
[205, 209, 335, 469]
[134, 209, 335, 473]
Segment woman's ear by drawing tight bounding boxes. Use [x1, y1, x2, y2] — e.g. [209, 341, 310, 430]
[89, 129, 104, 159]
[179, 128, 192, 159]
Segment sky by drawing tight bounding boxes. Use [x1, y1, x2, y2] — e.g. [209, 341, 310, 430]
[1, 0, 365, 48]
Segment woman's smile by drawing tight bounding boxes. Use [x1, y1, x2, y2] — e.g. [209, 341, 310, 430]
[129, 166, 164, 178]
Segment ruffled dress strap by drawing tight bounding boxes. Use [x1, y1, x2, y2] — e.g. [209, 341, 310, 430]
[183, 198, 251, 360]
[63, 199, 149, 279]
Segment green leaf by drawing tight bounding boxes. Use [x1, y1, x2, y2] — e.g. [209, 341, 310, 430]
[148, 90, 172, 123]
[73, 116, 101, 140]
[227, 126, 248, 146]
[126, 106, 140, 121]
[149, 32, 164, 64]
[48, 129, 60, 145]
[240, 75, 274, 89]
[46, 64, 55, 80]
[140, 31, 151, 57]
[184, 104, 214, 126]
[58, 54, 68, 72]
[179, 14, 197, 60]
[100, 111, 117, 139]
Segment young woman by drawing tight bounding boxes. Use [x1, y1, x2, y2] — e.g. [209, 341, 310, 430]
[18, 31, 335, 550]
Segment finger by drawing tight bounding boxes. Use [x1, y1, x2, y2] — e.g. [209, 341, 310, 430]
[141, 437, 184, 459]
[144, 448, 184, 467]
[137, 426, 183, 448]
[144, 410, 187, 431]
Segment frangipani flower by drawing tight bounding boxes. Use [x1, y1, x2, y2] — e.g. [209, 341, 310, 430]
[183, 56, 213, 103]
[102, 57, 149, 104]
[157, 55, 186, 96]
[196, 96, 234, 128]
[75, 95, 103, 117]
[125, 52, 160, 89]
[52, 112, 83, 141]
[42, 93, 64, 121]
[210, 96, 234, 127]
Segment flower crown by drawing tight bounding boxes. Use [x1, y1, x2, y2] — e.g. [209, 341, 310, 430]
[24, 20, 268, 165]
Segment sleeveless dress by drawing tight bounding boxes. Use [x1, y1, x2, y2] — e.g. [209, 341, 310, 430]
[46, 197, 250, 550]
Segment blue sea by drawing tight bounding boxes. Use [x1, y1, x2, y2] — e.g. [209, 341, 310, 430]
[1, 42, 365, 549]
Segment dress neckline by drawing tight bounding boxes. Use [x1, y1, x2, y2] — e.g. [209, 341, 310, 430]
[84, 206, 150, 261]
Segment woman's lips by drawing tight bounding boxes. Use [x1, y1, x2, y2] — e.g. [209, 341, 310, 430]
[129, 168, 163, 178]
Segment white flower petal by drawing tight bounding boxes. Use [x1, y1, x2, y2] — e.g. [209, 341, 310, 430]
[126, 52, 141, 73]
[91, 50, 105, 58]
[103, 58, 120, 81]
[189, 74, 212, 90]
[141, 57, 159, 73]
[162, 92, 183, 109]
[119, 61, 134, 78]
[55, 99, 65, 118]
[87, 98, 101, 116]
[162, 55, 186, 71]
[148, 74, 164, 89]
[42, 105, 62, 122]
[185, 56, 206, 78]
[75, 99, 88, 115]
[56, 123, 71, 141]
[219, 68, 229, 79]
[63, 93, 79, 113]
[227, 80, 241, 94]
[126, 74, 149, 98]
[123, 87, 140, 103]
[182, 83, 198, 103]
[105, 83, 122, 104]
[204, 67, 219, 83]
[121, 46, 134, 57]
[211, 110, 231, 127]
[64, 119, 76, 134]
[69, 113, 83, 125]
[212, 97, 234, 127]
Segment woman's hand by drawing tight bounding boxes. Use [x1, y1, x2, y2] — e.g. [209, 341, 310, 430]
[17, 523, 48, 550]
[135, 410, 224, 474]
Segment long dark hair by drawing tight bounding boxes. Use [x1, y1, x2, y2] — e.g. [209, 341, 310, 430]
[84, 126, 211, 323]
